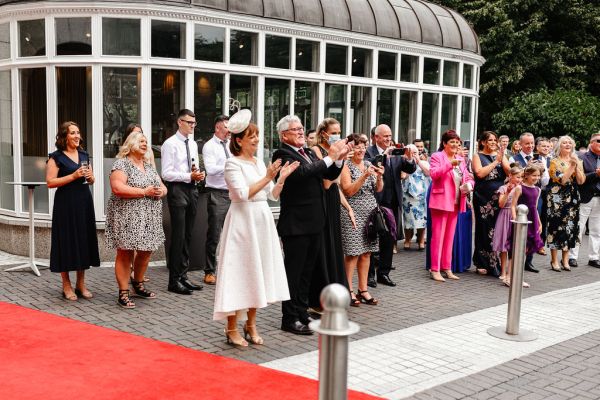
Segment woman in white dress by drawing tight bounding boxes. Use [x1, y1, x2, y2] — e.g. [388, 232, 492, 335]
[213, 110, 299, 347]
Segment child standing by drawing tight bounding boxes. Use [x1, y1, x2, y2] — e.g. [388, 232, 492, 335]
[509, 165, 544, 285]
[492, 164, 523, 284]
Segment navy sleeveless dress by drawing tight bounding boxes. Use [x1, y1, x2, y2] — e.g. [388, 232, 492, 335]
[48, 150, 100, 272]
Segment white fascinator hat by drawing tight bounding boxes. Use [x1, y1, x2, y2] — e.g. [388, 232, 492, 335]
[227, 109, 252, 134]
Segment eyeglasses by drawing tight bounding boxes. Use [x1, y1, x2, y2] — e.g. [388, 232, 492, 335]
[285, 127, 304, 134]
[180, 119, 197, 126]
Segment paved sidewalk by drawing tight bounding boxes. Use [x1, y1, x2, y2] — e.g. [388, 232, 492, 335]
[1, 237, 599, 399]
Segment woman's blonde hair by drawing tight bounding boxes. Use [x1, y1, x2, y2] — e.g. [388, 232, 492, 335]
[552, 135, 576, 158]
[116, 130, 150, 162]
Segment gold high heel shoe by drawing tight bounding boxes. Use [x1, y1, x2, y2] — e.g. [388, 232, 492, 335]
[441, 270, 460, 280]
[224, 328, 248, 347]
[243, 324, 264, 345]
[430, 271, 445, 282]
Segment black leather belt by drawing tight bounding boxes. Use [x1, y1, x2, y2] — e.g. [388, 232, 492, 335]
[206, 187, 228, 193]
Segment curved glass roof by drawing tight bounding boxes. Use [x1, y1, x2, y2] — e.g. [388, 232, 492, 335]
[193, 0, 480, 54]
[0, 0, 480, 54]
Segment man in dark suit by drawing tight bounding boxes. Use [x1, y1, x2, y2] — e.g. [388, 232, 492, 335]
[366, 124, 416, 287]
[569, 132, 600, 268]
[273, 115, 351, 335]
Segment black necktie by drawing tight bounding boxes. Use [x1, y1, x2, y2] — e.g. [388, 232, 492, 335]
[525, 155, 532, 162]
[220, 140, 230, 159]
[184, 138, 191, 172]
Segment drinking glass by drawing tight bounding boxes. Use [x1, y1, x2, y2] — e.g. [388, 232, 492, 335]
[80, 160, 89, 184]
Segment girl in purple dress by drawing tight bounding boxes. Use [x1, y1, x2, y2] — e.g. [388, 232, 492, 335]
[510, 165, 544, 284]
[492, 164, 523, 284]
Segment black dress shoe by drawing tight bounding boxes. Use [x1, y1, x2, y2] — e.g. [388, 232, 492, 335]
[168, 282, 193, 295]
[568, 259, 578, 268]
[300, 316, 319, 325]
[367, 277, 377, 288]
[588, 260, 600, 268]
[525, 263, 540, 273]
[281, 321, 313, 335]
[180, 278, 203, 291]
[377, 274, 397, 286]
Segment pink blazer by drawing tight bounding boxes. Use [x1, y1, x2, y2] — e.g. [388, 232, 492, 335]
[428, 151, 474, 213]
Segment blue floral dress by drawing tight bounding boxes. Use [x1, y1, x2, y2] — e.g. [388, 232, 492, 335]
[402, 163, 430, 229]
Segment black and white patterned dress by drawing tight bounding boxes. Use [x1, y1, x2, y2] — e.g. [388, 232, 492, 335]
[105, 158, 165, 251]
[340, 160, 379, 256]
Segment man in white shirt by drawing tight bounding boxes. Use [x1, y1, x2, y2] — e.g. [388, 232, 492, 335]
[201, 115, 231, 285]
[536, 137, 552, 252]
[161, 109, 206, 295]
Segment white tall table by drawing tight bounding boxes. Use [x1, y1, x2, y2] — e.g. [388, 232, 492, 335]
[5, 182, 49, 276]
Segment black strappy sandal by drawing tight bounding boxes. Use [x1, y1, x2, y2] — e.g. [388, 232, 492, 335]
[118, 289, 135, 309]
[131, 279, 156, 299]
[356, 290, 378, 305]
[349, 290, 360, 307]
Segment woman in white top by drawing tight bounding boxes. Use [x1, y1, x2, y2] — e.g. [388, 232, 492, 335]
[212, 110, 299, 347]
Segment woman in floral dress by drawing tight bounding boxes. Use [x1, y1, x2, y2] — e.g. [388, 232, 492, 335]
[546, 136, 586, 270]
[471, 131, 510, 276]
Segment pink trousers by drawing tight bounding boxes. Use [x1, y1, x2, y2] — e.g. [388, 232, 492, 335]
[430, 208, 459, 272]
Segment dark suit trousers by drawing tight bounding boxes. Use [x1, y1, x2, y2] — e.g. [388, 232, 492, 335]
[369, 197, 398, 278]
[281, 233, 323, 324]
[205, 188, 231, 275]
[166, 182, 198, 285]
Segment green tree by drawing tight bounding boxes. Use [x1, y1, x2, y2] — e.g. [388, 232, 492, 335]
[492, 89, 600, 146]
[432, 0, 600, 132]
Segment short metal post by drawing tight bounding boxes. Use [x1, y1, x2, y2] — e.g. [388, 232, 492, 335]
[488, 204, 538, 341]
[310, 284, 360, 400]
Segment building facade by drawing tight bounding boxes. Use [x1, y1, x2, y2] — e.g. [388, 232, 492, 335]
[0, 0, 482, 230]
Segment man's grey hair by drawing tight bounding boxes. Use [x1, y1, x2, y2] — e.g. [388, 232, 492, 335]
[591, 131, 600, 142]
[276, 115, 302, 137]
[374, 124, 391, 136]
[519, 132, 534, 141]
[498, 135, 509, 141]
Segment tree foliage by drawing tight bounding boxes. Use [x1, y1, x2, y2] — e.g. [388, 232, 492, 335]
[492, 89, 600, 146]
[431, 0, 600, 133]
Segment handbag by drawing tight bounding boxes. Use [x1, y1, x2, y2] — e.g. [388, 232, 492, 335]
[366, 206, 389, 242]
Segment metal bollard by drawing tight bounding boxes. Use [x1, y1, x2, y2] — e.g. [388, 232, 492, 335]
[488, 204, 538, 342]
[309, 283, 360, 400]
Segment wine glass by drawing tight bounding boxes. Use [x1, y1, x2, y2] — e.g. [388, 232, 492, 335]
[80, 160, 89, 184]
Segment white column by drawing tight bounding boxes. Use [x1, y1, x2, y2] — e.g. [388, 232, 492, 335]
[90, 65, 104, 219]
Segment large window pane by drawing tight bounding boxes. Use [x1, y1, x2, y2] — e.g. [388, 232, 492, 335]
[265, 35, 290, 69]
[421, 92, 439, 154]
[400, 54, 418, 83]
[230, 30, 257, 66]
[19, 19, 45, 57]
[0, 71, 14, 210]
[376, 88, 395, 130]
[378, 51, 396, 80]
[264, 79, 289, 166]
[152, 69, 185, 169]
[325, 84, 346, 132]
[423, 58, 440, 85]
[351, 47, 371, 78]
[194, 24, 224, 62]
[460, 97, 473, 141]
[57, 67, 92, 155]
[151, 20, 186, 59]
[102, 18, 140, 56]
[443, 61, 459, 87]
[20, 68, 48, 213]
[295, 81, 318, 131]
[295, 39, 319, 72]
[463, 64, 474, 89]
[230, 74, 256, 112]
[399, 91, 417, 145]
[0, 23, 10, 59]
[194, 71, 223, 146]
[326, 44, 347, 75]
[440, 94, 458, 135]
[55, 17, 91, 55]
[103, 67, 140, 209]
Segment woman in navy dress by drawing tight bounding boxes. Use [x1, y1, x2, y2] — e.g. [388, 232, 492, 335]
[46, 121, 100, 301]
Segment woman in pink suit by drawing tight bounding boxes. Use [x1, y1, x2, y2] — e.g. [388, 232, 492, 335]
[428, 130, 474, 282]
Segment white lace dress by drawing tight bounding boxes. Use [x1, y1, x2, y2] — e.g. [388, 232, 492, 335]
[212, 157, 290, 321]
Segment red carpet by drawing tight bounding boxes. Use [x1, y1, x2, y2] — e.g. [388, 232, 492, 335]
[0, 302, 382, 400]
